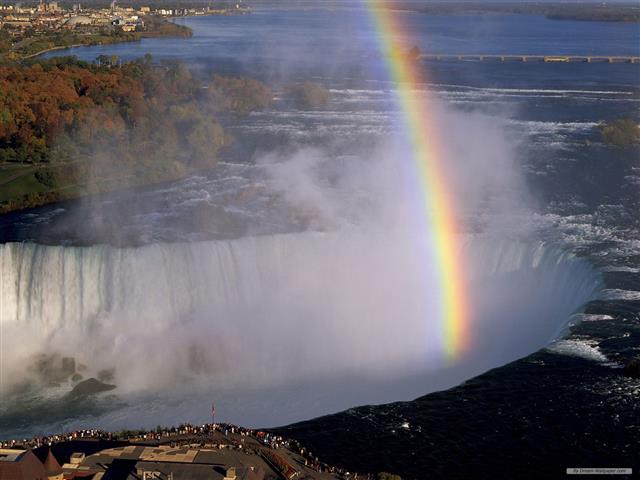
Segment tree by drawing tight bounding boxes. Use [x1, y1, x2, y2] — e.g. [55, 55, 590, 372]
[286, 81, 330, 108]
[207, 75, 273, 114]
[96, 54, 110, 66]
[600, 118, 640, 146]
[377, 473, 402, 480]
[408, 45, 421, 61]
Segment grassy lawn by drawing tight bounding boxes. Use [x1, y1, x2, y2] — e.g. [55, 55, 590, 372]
[0, 163, 96, 206]
[0, 169, 48, 202]
[0, 164, 35, 182]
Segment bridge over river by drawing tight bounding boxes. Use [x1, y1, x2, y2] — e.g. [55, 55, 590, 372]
[419, 54, 639, 63]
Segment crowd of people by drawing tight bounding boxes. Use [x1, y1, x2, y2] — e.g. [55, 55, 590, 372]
[0, 423, 297, 459]
[0, 422, 370, 478]
[0, 428, 115, 449]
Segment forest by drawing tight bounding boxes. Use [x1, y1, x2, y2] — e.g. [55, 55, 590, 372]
[0, 55, 273, 212]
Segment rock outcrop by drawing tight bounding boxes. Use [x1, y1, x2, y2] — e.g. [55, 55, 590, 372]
[623, 358, 640, 378]
[69, 378, 116, 398]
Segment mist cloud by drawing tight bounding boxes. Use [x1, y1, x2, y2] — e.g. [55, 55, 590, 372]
[0, 98, 599, 410]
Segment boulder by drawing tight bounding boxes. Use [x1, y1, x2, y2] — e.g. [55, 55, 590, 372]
[61, 357, 76, 375]
[97, 368, 115, 383]
[623, 359, 640, 378]
[69, 378, 116, 398]
[31, 354, 76, 383]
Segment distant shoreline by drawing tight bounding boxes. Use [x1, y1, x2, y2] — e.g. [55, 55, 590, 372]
[9, 17, 192, 61]
[249, 0, 639, 22]
[23, 43, 90, 59]
[393, 3, 640, 24]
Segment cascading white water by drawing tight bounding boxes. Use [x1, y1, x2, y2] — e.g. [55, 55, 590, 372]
[0, 231, 602, 406]
[0, 231, 603, 434]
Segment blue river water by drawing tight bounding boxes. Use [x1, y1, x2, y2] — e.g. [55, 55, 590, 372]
[43, 9, 640, 87]
[20, 9, 639, 249]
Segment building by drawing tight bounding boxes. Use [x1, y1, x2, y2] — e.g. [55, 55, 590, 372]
[36, 0, 62, 13]
[43, 450, 63, 480]
[0, 448, 47, 480]
[64, 15, 93, 27]
[61, 445, 270, 480]
[134, 462, 262, 480]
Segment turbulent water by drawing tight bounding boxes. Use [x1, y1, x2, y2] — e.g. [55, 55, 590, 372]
[1, 6, 639, 460]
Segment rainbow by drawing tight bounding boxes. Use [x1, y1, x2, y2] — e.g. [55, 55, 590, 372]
[365, 1, 469, 359]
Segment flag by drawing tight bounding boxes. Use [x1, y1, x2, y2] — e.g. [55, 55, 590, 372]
[211, 402, 216, 417]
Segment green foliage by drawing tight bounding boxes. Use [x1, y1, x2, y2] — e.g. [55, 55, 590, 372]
[207, 75, 273, 114]
[0, 29, 11, 55]
[34, 170, 57, 188]
[286, 81, 330, 109]
[142, 16, 193, 38]
[0, 148, 17, 163]
[0, 169, 50, 203]
[600, 119, 640, 146]
[377, 473, 402, 480]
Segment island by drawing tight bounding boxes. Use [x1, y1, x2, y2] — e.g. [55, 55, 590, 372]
[0, 55, 273, 213]
[599, 118, 640, 146]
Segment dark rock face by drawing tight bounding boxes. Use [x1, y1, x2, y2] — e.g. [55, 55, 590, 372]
[62, 357, 76, 375]
[31, 354, 77, 384]
[623, 359, 640, 378]
[69, 378, 116, 398]
[97, 368, 115, 383]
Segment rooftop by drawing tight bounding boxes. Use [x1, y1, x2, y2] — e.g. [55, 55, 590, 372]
[0, 449, 26, 462]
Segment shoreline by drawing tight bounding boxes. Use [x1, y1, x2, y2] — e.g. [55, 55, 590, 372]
[19, 32, 184, 61]
[10, 17, 193, 61]
[22, 43, 86, 60]
[19, 10, 251, 61]
[0, 162, 219, 215]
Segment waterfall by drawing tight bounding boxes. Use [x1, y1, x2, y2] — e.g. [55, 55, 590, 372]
[0, 232, 602, 397]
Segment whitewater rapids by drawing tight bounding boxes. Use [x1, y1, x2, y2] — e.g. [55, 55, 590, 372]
[0, 231, 602, 429]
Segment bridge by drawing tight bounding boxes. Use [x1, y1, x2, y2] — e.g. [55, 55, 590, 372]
[419, 54, 640, 64]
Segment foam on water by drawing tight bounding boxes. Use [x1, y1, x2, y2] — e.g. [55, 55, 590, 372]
[572, 313, 616, 322]
[599, 289, 640, 301]
[546, 339, 610, 363]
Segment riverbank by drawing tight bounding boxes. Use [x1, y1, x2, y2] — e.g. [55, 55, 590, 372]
[21, 43, 86, 60]
[0, 163, 200, 214]
[3, 16, 192, 61]
[394, 2, 640, 23]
